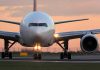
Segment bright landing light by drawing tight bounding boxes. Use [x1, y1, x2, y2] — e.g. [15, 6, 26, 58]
[54, 34, 59, 38]
[34, 44, 42, 51]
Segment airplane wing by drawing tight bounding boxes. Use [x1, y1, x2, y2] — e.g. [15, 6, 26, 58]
[0, 31, 20, 42]
[0, 20, 20, 25]
[55, 18, 88, 24]
[55, 29, 100, 41]
[0, 18, 88, 25]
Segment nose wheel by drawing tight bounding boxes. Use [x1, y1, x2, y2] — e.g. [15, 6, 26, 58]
[33, 53, 42, 60]
[33, 44, 42, 60]
[57, 40, 71, 60]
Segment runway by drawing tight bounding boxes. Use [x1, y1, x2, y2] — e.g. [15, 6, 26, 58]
[1, 54, 100, 63]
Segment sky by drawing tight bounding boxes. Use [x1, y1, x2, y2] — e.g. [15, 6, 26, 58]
[0, 0, 100, 52]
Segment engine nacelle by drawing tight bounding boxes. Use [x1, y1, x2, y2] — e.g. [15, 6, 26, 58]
[80, 34, 98, 52]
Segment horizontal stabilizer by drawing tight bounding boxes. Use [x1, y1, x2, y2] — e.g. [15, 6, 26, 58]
[55, 18, 89, 24]
[0, 20, 20, 25]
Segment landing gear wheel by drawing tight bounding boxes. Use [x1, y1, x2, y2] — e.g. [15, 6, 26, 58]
[57, 40, 72, 60]
[60, 52, 64, 59]
[1, 52, 5, 59]
[60, 52, 71, 60]
[1, 52, 12, 59]
[33, 53, 42, 60]
[38, 54, 42, 60]
[9, 52, 12, 59]
[68, 52, 71, 60]
[1, 40, 16, 59]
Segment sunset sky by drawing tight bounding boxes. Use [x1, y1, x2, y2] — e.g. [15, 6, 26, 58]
[0, 0, 100, 52]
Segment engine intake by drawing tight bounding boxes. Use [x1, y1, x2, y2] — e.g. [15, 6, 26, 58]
[80, 34, 98, 52]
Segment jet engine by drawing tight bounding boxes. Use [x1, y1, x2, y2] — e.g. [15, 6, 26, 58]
[80, 34, 98, 52]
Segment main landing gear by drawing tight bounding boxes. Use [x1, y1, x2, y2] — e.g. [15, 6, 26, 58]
[57, 40, 71, 60]
[1, 39, 16, 59]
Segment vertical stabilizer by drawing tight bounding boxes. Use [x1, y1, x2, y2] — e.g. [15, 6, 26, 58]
[33, 0, 37, 11]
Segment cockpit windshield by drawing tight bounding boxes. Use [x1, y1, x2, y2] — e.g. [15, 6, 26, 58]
[29, 23, 48, 27]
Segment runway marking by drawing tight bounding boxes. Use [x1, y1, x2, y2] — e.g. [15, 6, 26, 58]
[1, 58, 100, 63]
[1, 55, 100, 63]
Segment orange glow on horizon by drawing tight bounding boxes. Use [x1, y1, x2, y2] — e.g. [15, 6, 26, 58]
[0, 0, 100, 52]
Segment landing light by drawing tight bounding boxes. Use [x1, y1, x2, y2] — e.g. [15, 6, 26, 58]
[37, 45, 41, 50]
[34, 46, 38, 50]
[34, 44, 41, 51]
[54, 34, 59, 38]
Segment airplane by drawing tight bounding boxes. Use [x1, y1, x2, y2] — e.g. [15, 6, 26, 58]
[0, 0, 100, 60]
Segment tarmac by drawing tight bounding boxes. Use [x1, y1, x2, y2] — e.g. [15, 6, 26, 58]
[1, 54, 100, 63]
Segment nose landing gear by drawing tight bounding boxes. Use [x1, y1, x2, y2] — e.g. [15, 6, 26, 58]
[33, 53, 42, 60]
[33, 44, 42, 60]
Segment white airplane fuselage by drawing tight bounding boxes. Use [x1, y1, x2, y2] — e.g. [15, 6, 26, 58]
[20, 12, 55, 47]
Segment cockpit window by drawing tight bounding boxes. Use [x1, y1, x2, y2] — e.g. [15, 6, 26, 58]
[39, 23, 48, 27]
[29, 23, 38, 26]
[29, 23, 48, 27]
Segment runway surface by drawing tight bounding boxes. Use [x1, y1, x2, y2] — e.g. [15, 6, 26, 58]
[1, 54, 100, 63]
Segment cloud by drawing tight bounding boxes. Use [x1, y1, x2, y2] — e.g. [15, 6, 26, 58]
[0, 0, 32, 6]
[8, 6, 32, 17]
[0, 0, 100, 16]
[0, 0, 100, 52]
[38, 0, 100, 16]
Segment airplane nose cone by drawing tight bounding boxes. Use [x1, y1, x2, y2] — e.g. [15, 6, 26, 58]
[33, 30, 43, 41]
[31, 28, 44, 42]
[35, 31, 41, 37]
